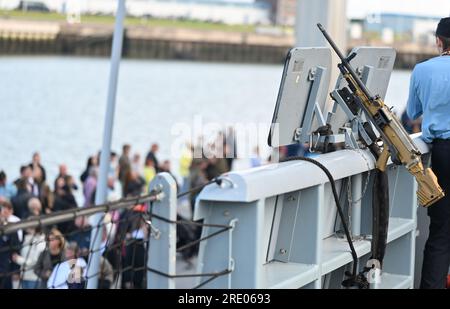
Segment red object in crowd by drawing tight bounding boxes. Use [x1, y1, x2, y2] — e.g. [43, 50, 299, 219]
[447, 275, 450, 289]
[133, 204, 147, 213]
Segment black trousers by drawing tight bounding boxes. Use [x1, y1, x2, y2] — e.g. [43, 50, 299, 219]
[420, 139, 450, 289]
[122, 240, 145, 289]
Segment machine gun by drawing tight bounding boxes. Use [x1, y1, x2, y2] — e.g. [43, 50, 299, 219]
[317, 23, 444, 207]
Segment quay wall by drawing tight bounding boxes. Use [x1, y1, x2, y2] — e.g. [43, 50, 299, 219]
[0, 19, 436, 68]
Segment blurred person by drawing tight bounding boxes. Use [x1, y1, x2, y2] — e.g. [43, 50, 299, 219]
[250, 146, 263, 168]
[47, 242, 86, 289]
[67, 216, 91, 259]
[87, 175, 120, 211]
[33, 166, 52, 215]
[98, 256, 114, 289]
[11, 168, 33, 219]
[53, 179, 77, 234]
[27, 197, 42, 217]
[205, 157, 228, 181]
[28, 167, 40, 198]
[14, 165, 32, 189]
[14, 165, 38, 198]
[55, 164, 77, 192]
[106, 176, 120, 202]
[0, 213, 20, 289]
[0, 170, 17, 199]
[74, 219, 114, 289]
[406, 17, 450, 289]
[32, 167, 43, 193]
[188, 159, 209, 216]
[122, 207, 148, 289]
[102, 211, 121, 285]
[80, 156, 97, 184]
[34, 228, 65, 288]
[176, 213, 200, 268]
[29, 152, 46, 183]
[123, 170, 145, 197]
[131, 153, 142, 176]
[0, 198, 22, 242]
[83, 167, 97, 208]
[143, 157, 156, 188]
[118, 144, 131, 196]
[64, 175, 77, 194]
[66, 220, 113, 289]
[160, 160, 179, 190]
[0, 200, 22, 288]
[109, 151, 118, 180]
[100, 214, 116, 253]
[54, 164, 68, 189]
[12, 223, 46, 289]
[146, 143, 160, 172]
[179, 143, 193, 195]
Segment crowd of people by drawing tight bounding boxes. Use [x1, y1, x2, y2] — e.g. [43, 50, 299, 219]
[0, 113, 423, 289]
[0, 128, 267, 289]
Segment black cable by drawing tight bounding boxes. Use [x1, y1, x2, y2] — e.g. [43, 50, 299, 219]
[176, 178, 222, 199]
[280, 156, 360, 284]
[176, 227, 230, 253]
[150, 213, 231, 229]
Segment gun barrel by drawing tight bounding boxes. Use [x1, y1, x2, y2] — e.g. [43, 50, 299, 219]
[316, 23, 374, 100]
[317, 23, 347, 61]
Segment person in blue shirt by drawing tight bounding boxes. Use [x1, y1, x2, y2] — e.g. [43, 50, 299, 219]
[0, 171, 17, 200]
[407, 17, 450, 289]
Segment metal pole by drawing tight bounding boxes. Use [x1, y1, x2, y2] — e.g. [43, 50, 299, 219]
[86, 0, 126, 289]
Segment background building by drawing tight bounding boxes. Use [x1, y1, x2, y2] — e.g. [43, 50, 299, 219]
[256, 0, 296, 26]
[364, 13, 440, 44]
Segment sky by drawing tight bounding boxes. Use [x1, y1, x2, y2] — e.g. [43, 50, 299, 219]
[347, 0, 450, 19]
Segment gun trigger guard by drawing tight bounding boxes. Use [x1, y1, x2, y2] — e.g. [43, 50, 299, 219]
[376, 147, 390, 172]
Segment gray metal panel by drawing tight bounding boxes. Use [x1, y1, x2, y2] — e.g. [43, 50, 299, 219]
[195, 200, 265, 288]
[264, 196, 280, 263]
[272, 190, 301, 263]
[329, 47, 396, 131]
[383, 232, 414, 278]
[289, 185, 324, 265]
[268, 47, 331, 147]
[388, 165, 417, 219]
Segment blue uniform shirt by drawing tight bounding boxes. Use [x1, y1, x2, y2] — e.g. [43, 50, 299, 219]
[407, 55, 450, 143]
